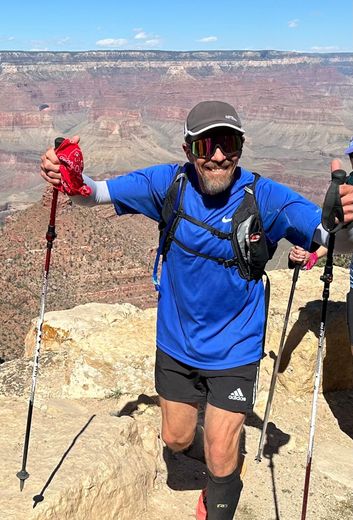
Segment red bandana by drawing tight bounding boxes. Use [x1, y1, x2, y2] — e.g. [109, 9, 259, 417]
[55, 139, 92, 197]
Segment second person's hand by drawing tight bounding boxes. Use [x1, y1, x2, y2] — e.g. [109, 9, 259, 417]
[288, 245, 310, 265]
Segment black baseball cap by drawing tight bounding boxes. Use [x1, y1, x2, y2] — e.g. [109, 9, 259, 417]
[184, 100, 244, 141]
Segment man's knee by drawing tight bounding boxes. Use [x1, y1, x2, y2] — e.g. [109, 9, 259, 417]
[159, 398, 199, 452]
[161, 426, 196, 452]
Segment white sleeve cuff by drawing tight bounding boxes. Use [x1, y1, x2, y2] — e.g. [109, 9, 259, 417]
[313, 223, 353, 253]
[70, 175, 111, 206]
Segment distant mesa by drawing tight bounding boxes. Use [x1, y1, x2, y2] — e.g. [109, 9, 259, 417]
[39, 103, 49, 111]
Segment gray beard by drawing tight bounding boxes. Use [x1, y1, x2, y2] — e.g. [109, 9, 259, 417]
[198, 170, 235, 195]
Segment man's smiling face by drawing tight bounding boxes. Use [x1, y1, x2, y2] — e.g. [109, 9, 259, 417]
[183, 128, 243, 196]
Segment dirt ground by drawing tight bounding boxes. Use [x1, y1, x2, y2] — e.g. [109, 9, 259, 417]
[138, 390, 353, 520]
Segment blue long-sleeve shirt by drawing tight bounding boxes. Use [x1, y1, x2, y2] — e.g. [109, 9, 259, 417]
[106, 163, 321, 369]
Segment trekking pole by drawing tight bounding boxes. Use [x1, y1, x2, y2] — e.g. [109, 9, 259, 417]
[17, 138, 63, 491]
[300, 234, 334, 519]
[255, 263, 300, 463]
[300, 165, 347, 519]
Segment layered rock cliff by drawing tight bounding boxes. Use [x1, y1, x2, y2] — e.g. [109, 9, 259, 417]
[0, 49, 352, 208]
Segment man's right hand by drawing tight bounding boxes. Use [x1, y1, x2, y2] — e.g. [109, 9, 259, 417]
[40, 135, 80, 186]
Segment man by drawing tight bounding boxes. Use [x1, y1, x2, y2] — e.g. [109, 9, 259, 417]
[40, 100, 347, 519]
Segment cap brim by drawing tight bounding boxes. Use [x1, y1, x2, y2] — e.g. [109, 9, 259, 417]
[185, 122, 244, 139]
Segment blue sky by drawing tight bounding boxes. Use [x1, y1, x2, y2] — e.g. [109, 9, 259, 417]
[0, 0, 352, 53]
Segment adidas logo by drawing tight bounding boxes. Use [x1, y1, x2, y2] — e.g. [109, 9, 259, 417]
[228, 388, 246, 401]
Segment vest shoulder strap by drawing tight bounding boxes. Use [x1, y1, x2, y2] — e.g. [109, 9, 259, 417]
[160, 164, 188, 230]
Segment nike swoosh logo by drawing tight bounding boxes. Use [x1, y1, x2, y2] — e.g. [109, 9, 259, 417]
[222, 216, 232, 223]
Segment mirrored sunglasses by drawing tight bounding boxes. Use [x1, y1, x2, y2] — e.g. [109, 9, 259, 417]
[190, 133, 243, 160]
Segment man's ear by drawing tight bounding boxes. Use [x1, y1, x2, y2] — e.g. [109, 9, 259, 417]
[182, 143, 194, 162]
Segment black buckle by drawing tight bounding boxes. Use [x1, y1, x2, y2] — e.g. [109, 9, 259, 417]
[211, 229, 232, 240]
[223, 258, 237, 268]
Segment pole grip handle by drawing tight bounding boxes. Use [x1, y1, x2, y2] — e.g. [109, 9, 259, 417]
[331, 168, 347, 184]
[322, 168, 347, 233]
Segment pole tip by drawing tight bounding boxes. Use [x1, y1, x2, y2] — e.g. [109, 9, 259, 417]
[16, 470, 29, 491]
[33, 494, 44, 508]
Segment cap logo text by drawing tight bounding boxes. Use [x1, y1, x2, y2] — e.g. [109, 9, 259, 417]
[225, 115, 237, 122]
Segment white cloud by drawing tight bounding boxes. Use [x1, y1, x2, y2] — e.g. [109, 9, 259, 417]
[96, 38, 128, 47]
[0, 35, 14, 41]
[134, 31, 148, 40]
[288, 19, 299, 28]
[197, 36, 218, 43]
[134, 27, 162, 49]
[310, 45, 340, 52]
[133, 29, 160, 45]
[144, 38, 161, 47]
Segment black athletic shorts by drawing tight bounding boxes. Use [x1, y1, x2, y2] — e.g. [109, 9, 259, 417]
[155, 348, 260, 413]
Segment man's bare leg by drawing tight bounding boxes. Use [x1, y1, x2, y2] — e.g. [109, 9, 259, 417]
[159, 397, 199, 452]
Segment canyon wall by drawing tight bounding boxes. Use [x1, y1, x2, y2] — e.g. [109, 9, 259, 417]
[0, 50, 352, 208]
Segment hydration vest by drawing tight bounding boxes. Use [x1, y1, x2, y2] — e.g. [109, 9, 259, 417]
[152, 164, 276, 290]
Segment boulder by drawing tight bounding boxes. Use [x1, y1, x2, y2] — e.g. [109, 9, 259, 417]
[22, 303, 157, 400]
[1, 396, 160, 520]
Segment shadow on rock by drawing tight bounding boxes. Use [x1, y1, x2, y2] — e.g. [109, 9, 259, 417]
[245, 414, 290, 459]
[32, 414, 96, 509]
[163, 446, 207, 491]
[163, 408, 290, 497]
[115, 393, 159, 417]
[278, 300, 353, 390]
[324, 389, 353, 440]
[274, 299, 353, 438]
[245, 414, 290, 520]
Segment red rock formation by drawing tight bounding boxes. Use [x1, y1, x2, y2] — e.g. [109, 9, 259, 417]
[0, 49, 351, 206]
